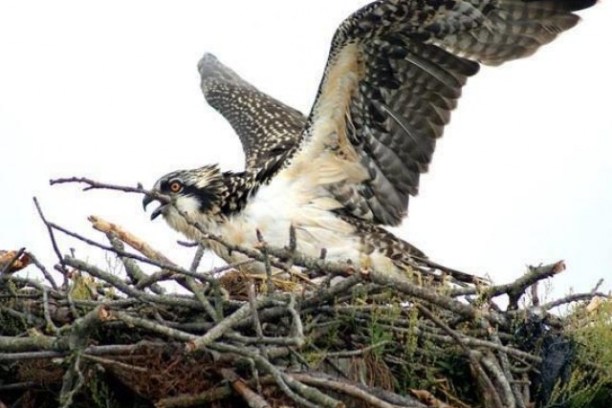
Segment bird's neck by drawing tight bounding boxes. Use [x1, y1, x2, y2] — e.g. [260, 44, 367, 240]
[217, 170, 260, 217]
[218, 154, 287, 218]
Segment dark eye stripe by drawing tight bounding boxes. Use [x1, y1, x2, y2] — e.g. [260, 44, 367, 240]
[181, 184, 217, 213]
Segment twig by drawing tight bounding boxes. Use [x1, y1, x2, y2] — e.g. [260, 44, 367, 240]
[282, 225, 298, 272]
[27, 252, 59, 291]
[0, 382, 38, 392]
[220, 368, 271, 408]
[452, 262, 566, 303]
[82, 354, 148, 373]
[89, 215, 173, 264]
[283, 373, 345, 408]
[226, 333, 306, 347]
[177, 240, 199, 248]
[155, 385, 233, 408]
[470, 350, 505, 408]
[287, 294, 305, 347]
[591, 278, 604, 294]
[50, 177, 168, 204]
[189, 245, 205, 273]
[305, 275, 363, 308]
[326, 341, 390, 358]
[530, 282, 540, 307]
[248, 283, 265, 341]
[112, 311, 197, 342]
[540, 292, 610, 312]
[480, 353, 516, 408]
[0, 342, 167, 362]
[248, 282, 267, 359]
[188, 297, 269, 350]
[256, 230, 274, 294]
[66, 305, 109, 350]
[59, 352, 85, 408]
[136, 261, 249, 289]
[409, 389, 457, 408]
[104, 232, 164, 295]
[33, 197, 69, 277]
[42, 285, 61, 335]
[183, 277, 220, 323]
[290, 373, 402, 408]
[0, 335, 61, 353]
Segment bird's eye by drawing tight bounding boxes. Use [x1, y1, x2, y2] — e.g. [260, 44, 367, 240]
[169, 180, 183, 193]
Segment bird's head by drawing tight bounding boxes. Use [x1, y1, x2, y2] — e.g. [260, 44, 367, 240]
[142, 164, 225, 234]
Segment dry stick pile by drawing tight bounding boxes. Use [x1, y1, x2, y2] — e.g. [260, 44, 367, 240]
[0, 178, 610, 408]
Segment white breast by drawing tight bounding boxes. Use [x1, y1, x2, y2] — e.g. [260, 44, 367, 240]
[216, 170, 363, 267]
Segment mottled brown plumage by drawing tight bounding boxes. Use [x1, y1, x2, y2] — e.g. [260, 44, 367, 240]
[145, 0, 596, 284]
[300, 0, 596, 225]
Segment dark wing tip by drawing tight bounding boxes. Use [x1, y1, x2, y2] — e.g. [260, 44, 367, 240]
[197, 52, 248, 91]
[553, 0, 598, 12]
[197, 52, 219, 77]
[523, 0, 597, 11]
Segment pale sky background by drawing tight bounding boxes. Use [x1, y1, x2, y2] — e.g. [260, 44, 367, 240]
[1, 1, 611, 297]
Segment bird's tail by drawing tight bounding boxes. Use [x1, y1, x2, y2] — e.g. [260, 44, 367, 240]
[364, 224, 488, 286]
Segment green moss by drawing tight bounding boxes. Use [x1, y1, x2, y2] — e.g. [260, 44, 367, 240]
[69, 273, 98, 301]
[550, 300, 612, 408]
[87, 369, 116, 408]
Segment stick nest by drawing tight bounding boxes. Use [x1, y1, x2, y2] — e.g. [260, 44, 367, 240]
[1, 188, 610, 408]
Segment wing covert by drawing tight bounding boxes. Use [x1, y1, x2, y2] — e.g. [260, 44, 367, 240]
[198, 54, 307, 170]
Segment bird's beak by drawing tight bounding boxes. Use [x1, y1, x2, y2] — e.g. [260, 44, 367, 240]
[142, 194, 154, 211]
[142, 194, 165, 221]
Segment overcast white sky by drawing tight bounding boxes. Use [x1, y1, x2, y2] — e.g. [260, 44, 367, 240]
[1, 1, 611, 297]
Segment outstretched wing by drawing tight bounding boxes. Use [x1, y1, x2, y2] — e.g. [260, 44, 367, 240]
[198, 54, 307, 170]
[284, 0, 595, 226]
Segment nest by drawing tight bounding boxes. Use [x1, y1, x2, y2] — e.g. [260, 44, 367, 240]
[1, 184, 611, 408]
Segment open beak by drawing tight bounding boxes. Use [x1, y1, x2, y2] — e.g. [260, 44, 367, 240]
[142, 194, 165, 221]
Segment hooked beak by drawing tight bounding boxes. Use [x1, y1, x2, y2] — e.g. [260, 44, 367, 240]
[142, 194, 165, 221]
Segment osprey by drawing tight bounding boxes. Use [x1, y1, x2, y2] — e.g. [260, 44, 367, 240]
[144, 0, 595, 283]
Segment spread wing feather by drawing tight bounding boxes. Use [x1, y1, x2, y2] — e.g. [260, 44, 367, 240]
[198, 54, 306, 170]
[286, 0, 595, 225]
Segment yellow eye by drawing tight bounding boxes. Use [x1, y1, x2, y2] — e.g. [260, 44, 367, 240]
[169, 181, 183, 193]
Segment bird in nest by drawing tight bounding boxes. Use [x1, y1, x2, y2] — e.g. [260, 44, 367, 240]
[143, 0, 596, 285]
